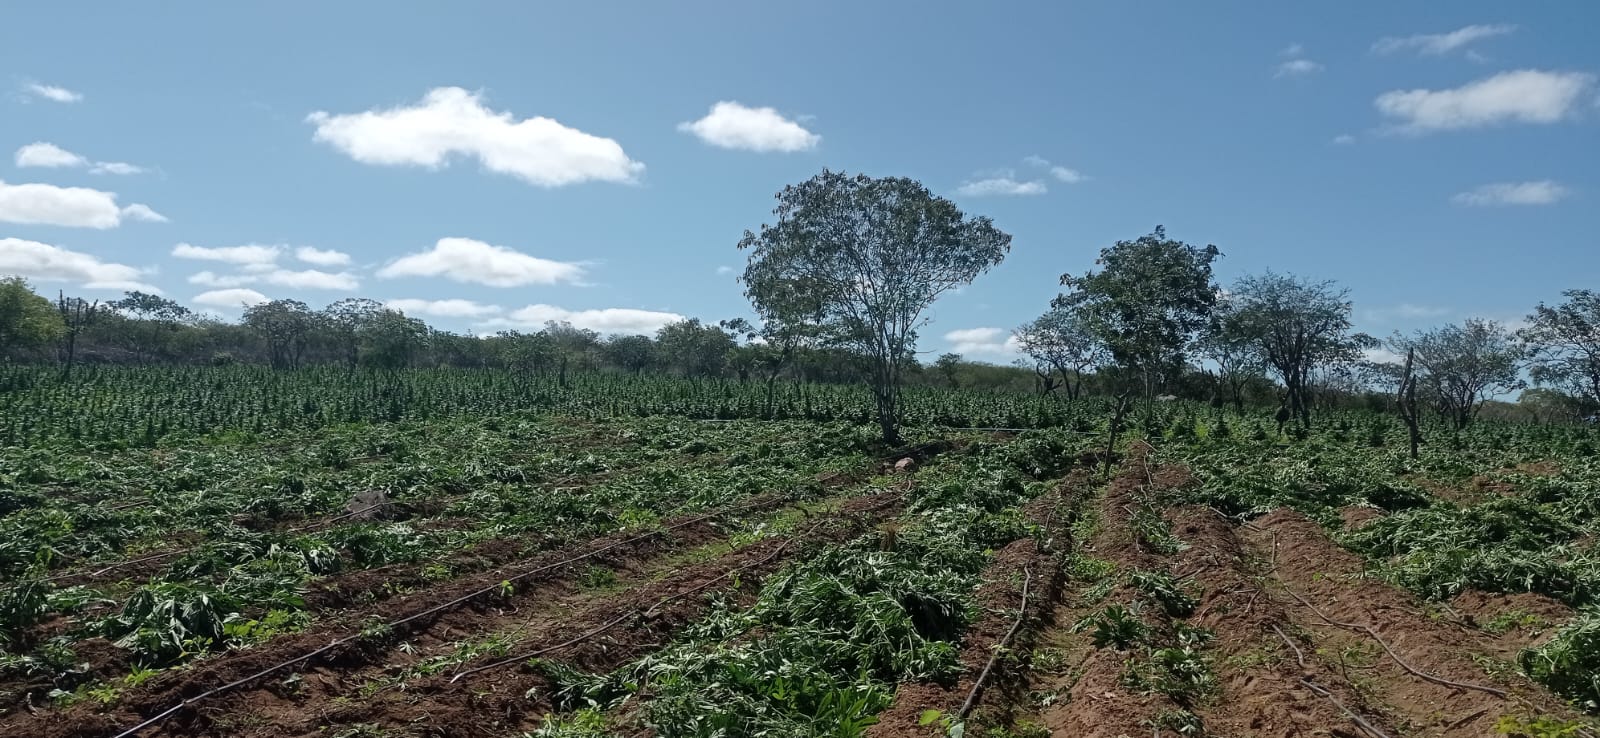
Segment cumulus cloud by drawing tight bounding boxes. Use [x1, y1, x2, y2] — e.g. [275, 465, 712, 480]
[23, 83, 82, 103]
[377, 237, 585, 287]
[1452, 180, 1569, 206]
[15, 142, 87, 168]
[481, 304, 685, 336]
[307, 87, 643, 187]
[385, 298, 503, 319]
[262, 269, 359, 291]
[944, 327, 1022, 356]
[1275, 59, 1324, 78]
[0, 237, 157, 292]
[1373, 24, 1517, 56]
[193, 288, 270, 309]
[1332, 134, 1357, 145]
[956, 176, 1047, 197]
[715, 265, 735, 275]
[187, 270, 257, 288]
[172, 243, 282, 265]
[0, 180, 162, 229]
[1375, 70, 1596, 132]
[677, 101, 820, 152]
[14, 143, 143, 175]
[295, 246, 352, 266]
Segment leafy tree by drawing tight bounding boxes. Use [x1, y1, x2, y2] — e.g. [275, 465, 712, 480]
[1517, 388, 1592, 425]
[932, 352, 963, 388]
[1521, 290, 1600, 409]
[603, 334, 658, 374]
[112, 291, 192, 361]
[1390, 319, 1524, 430]
[1226, 272, 1372, 428]
[1052, 226, 1219, 404]
[739, 170, 1011, 443]
[1196, 300, 1265, 411]
[361, 309, 429, 369]
[1015, 307, 1106, 400]
[243, 299, 315, 369]
[543, 321, 599, 386]
[0, 277, 64, 354]
[322, 298, 384, 368]
[656, 319, 735, 378]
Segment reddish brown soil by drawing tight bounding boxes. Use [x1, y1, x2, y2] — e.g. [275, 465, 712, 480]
[867, 474, 1087, 737]
[2, 490, 902, 738]
[1245, 509, 1583, 736]
[1448, 590, 1574, 660]
[1339, 505, 1385, 531]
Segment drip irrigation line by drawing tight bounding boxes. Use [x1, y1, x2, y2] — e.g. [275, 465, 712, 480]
[957, 565, 1032, 719]
[1300, 678, 1394, 738]
[106, 496, 779, 738]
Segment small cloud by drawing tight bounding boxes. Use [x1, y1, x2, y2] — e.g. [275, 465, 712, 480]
[1023, 156, 1087, 183]
[193, 288, 271, 309]
[1281, 43, 1305, 57]
[385, 298, 503, 319]
[943, 327, 1022, 356]
[308, 87, 643, 187]
[1452, 180, 1569, 206]
[677, 101, 820, 153]
[22, 82, 82, 103]
[0, 237, 157, 292]
[715, 265, 735, 275]
[172, 243, 282, 265]
[0, 180, 158, 229]
[1275, 59, 1323, 78]
[90, 162, 144, 176]
[480, 304, 686, 335]
[377, 237, 585, 287]
[957, 177, 1046, 197]
[121, 204, 166, 223]
[1332, 134, 1356, 145]
[1373, 24, 1517, 56]
[1375, 70, 1597, 133]
[1361, 303, 1452, 323]
[262, 268, 359, 291]
[295, 246, 352, 267]
[15, 142, 87, 168]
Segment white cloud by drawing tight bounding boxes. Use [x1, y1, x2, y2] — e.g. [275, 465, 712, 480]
[1375, 70, 1596, 133]
[188, 266, 358, 291]
[0, 180, 130, 229]
[957, 176, 1047, 197]
[262, 268, 359, 291]
[1361, 304, 1452, 324]
[91, 162, 144, 176]
[188, 270, 257, 288]
[715, 265, 735, 276]
[944, 327, 1022, 356]
[1373, 24, 1517, 56]
[0, 237, 157, 292]
[677, 101, 820, 153]
[1275, 59, 1324, 78]
[193, 288, 270, 309]
[14, 142, 144, 175]
[1452, 180, 1569, 206]
[1023, 156, 1087, 183]
[23, 83, 82, 103]
[15, 142, 87, 168]
[1049, 166, 1085, 183]
[481, 304, 685, 335]
[172, 243, 281, 265]
[295, 246, 352, 266]
[386, 298, 503, 319]
[1332, 134, 1357, 145]
[1281, 43, 1305, 57]
[121, 203, 166, 222]
[1363, 347, 1405, 365]
[307, 87, 643, 187]
[377, 237, 585, 287]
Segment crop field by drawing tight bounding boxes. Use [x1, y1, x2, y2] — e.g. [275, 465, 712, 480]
[2, 367, 1599, 738]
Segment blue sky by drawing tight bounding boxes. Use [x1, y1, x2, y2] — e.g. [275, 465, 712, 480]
[2, 2, 1597, 362]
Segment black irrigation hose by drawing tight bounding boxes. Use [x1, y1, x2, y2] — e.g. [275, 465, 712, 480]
[107, 496, 777, 738]
[957, 565, 1032, 719]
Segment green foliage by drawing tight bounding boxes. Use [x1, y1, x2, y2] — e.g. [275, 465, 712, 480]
[1131, 570, 1198, 618]
[1520, 611, 1600, 712]
[1077, 604, 1149, 650]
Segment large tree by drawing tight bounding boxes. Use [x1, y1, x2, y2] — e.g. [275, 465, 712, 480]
[739, 170, 1011, 444]
[1014, 306, 1106, 400]
[0, 277, 64, 354]
[322, 298, 385, 369]
[112, 291, 192, 361]
[1196, 300, 1265, 411]
[243, 299, 315, 369]
[1052, 226, 1220, 403]
[656, 318, 735, 378]
[1390, 318, 1523, 429]
[1226, 272, 1371, 428]
[1521, 290, 1600, 410]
